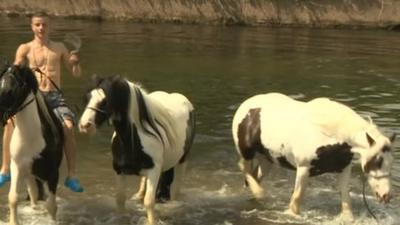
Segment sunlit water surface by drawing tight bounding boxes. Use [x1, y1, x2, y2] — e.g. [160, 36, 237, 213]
[0, 17, 400, 225]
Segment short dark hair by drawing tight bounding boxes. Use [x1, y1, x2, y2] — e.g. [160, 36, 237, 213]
[30, 11, 49, 19]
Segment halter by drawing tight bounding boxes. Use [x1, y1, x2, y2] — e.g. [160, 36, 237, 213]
[360, 170, 390, 225]
[361, 174, 379, 224]
[368, 173, 391, 180]
[85, 106, 109, 116]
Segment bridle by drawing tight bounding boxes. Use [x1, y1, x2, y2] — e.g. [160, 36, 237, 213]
[367, 173, 391, 180]
[361, 166, 391, 225]
[85, 106, 109, 116]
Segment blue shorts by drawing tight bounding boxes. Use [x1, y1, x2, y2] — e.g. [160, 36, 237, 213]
[41, 91, 76, 125]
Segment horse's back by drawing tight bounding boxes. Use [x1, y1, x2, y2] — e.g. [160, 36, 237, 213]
[306, 97, 367, 139]
[232, 93, 333, 162]
[232, 93, 303, 141]
[149, 91, 194, 130]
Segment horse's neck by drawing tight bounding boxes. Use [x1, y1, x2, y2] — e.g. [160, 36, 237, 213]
[14, 93, 41, 137]
[128, 84, 174, 148]
[307, 98, 368, 142]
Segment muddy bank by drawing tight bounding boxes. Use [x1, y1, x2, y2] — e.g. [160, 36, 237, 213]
[1, 0, 400, 28]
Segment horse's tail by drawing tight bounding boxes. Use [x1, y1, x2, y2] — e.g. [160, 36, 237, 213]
[180, 109, 195, 164]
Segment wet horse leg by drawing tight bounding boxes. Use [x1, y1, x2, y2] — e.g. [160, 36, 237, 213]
[289, 166, 309, 214]
[8, 161, 24, 225]
[170, 162, 187, 200]
[239, 158, 264, 199]
[46, 172, 59, 219]
[131, 176, 146, 201]
[144, 167, 161, 225]
[116, 174, 127, 212]
[337, 165, 354, 221]
[26, 175, 39, 208]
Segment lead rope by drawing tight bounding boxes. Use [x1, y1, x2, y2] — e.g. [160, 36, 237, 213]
[34, 68, 62, 93]
[361, 174, 380, 225]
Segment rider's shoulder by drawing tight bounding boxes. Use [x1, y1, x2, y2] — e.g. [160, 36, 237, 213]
[50, 41, 66, 49]
[16, 42, 32, 53]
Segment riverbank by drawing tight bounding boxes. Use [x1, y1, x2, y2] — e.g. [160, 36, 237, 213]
[1, 0, 400, 29]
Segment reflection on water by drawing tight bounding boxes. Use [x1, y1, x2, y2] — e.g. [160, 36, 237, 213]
[0, 17, 400, 225]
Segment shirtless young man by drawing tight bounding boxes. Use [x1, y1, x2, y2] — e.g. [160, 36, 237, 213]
[0, 12, 84, 192]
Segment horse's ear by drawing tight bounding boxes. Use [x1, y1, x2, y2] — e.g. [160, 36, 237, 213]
[2, 59, 10, 68]
[91, 74, 104, 86]
[366, 133, 376, 146]
[91, 73, 99, 82]
[389, 133, 396, 143]
[91, 73, 98, 80]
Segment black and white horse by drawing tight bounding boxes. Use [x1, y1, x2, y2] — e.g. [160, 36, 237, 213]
[0, 65, 64, 225]
[232, 92, 395, 220]
[79, 75, 195, 224]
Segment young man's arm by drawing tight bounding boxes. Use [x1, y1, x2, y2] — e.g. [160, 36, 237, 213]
[14, 44, 28, 65]
[62, 43, 81, 77]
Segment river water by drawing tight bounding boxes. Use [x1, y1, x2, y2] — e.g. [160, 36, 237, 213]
[0, 17, 399, 225]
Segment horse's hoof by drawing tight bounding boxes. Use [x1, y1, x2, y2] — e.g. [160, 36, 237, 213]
[253, 190, 265, 199]
[31, 203, 40, 210]
[340, 211, 354, 222]
[288, 204, 300, 215]
[131, 193, 145, 201]
[116, 206, 127, 214]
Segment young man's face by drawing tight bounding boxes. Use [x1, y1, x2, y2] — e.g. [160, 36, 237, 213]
[31, 16, 50, 39]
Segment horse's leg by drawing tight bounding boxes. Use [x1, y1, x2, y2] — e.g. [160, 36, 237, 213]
[8, 161, 23, 225]
[131, 176, 146, 201]
[170, 162, 186, 200]
[239, 158, 264, 199]
[337, 165, 354, 221]
[289, 166, 309, 215]
[144, 167, 162, 225]
[116, 174, 127, 212]
[45, 192, 57, 220]
[254, 153, 272, 184]
[26, 175, 39, 208]
[46, 173, 59, 220]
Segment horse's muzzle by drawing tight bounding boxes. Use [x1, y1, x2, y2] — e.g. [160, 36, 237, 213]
[377, 192, 392, 204]
[79, 122, 96, 134]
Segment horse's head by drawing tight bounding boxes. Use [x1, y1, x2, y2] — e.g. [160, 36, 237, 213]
[352, 126, 395, 204]
[79, 75, 112, 134]
[0, 65, 37, 123]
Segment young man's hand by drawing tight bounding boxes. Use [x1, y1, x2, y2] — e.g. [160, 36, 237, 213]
[69, 51, 80, 65]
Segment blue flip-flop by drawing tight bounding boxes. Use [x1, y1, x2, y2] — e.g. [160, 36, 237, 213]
[0, 173, 11, 187]
[64, 177, 84, 192]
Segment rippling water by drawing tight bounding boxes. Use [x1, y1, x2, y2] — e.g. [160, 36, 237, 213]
[0, 17, 399, 225]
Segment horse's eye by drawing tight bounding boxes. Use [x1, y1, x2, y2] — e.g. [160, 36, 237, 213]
[376, 156, 383, 167]
[382, 145, 391, 152]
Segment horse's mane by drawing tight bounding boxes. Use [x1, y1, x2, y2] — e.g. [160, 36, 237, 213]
[18, 65, 39, 94]
[107, 75, 178, 148]
[306, 97, 385, 147]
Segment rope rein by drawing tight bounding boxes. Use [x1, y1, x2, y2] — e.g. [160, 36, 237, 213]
[361, 174, 380, 225]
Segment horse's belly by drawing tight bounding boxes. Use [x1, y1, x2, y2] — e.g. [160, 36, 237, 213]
[10, 134, 45, 165]
[162, 145, 185, 171]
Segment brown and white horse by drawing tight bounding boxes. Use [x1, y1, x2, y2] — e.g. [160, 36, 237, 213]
[0, 65, 64, 225]
[79, 75, 195, 224]
[232, 92, 395, 220]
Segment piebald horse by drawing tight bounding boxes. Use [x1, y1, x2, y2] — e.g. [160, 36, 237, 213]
[79, 75, 195, 224]
[0, 65, 64, 225]
[232, 93, 395, 220]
